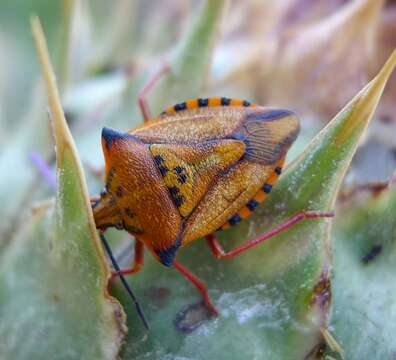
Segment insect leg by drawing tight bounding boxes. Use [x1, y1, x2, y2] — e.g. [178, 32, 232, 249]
[206, 211, 334, 259]
[173, 260, 219, 316]
[99, 232, 149, 330]
[111, 240, 144, 278]
[138, 62, 170, 122]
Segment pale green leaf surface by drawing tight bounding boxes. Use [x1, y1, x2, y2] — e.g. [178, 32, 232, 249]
[327, 180, 396, 359]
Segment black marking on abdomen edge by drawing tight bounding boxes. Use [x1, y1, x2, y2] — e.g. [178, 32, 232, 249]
[228, 214, 242, 226]
[219, 164, 281, 231]
[174, 102, 187, 112]
[221, 97, 231, 106]
[246, 199, 259, 211]
[198, 98, 209, 107]
[163, 97, 254, 115]
[262, 183, 272, 194]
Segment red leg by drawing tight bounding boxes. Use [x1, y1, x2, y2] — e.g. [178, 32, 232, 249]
[206, 211, 334, 259]
[138, 62, 170, 122]
[111, 240, 144, 278]
[173, 260, 219, 316]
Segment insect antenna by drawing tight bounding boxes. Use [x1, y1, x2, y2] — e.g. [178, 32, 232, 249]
[99, 232, 150, 331]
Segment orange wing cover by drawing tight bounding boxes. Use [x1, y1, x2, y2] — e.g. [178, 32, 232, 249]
[94, 98, 300, 266]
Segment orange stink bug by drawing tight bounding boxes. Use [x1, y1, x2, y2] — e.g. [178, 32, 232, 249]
[92, 74, 333, 329]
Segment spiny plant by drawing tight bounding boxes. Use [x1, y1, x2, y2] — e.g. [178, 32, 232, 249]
[0, 1, 395, 359]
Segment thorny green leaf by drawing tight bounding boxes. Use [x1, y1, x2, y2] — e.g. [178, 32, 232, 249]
[0, 18, 126, 360]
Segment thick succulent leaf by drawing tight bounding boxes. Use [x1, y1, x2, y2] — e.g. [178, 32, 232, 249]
[0, 18, 126, 359]
[327, 178, 396, 359]
[111, 34, 396, 360]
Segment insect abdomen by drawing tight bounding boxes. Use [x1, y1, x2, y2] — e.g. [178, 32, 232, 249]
[220, 158, 284, 230]
[162, 97, 255, 115]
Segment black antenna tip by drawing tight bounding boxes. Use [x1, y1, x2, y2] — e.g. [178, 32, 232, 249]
[99, 232, 150, 331]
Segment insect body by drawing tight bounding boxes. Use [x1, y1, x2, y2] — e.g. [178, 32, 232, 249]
[93, 98, 298, 264]
[93, 97, 332, 324]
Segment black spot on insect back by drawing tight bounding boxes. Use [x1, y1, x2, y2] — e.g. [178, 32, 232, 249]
[159, 165, 169, 176]
[172, 166, 188, 184]
[125, 208, 134, 218]
[169, 186, 180, 196]
[168, 186, 184, 207]
[154, 155, 164, 165]
[116, 186, 123, 198]
[154, 155, 169, 175]
[174, 196, 184, 207]
[177, 174, 187, 184]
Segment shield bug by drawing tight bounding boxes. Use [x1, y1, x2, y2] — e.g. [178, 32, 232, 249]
[92, 96, 333, 328]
